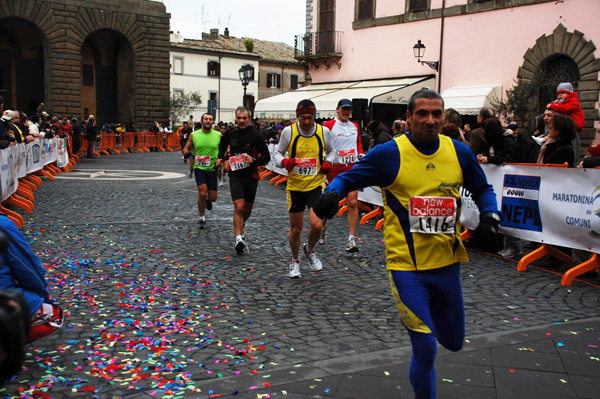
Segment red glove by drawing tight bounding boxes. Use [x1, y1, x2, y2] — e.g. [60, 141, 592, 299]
[281, 158, 298, 171]
[319, 161, 331, 174]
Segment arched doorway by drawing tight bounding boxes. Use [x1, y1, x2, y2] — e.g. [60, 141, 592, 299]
[81, 29, 135, 125]
[518, 24, 599, 151]
[536, 55, 581, 115]
[0, 17, 46, 116]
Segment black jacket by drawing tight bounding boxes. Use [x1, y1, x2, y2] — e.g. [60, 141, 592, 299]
[541, 138, 575, 167]
[484, 133, 519, 165]
[368, 122, 393, 151]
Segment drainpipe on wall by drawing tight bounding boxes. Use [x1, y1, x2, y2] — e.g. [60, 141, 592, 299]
[438, 0, 445, 93]
[218, 54, 222, 122]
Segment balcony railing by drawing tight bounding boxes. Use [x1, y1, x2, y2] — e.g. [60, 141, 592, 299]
[294, 31, 343, 59]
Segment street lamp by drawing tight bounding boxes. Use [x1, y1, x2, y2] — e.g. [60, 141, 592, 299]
[413, 40, 439, 72]
[238, 63, 253, 107]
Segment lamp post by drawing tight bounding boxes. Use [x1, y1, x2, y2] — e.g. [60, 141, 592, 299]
[412, 40, 439, 72]
[238, 63, 253, 108]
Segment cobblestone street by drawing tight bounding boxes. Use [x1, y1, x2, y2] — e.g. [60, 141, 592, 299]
[1, 151, 599, 399]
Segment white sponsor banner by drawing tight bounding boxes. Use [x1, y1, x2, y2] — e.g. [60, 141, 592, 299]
[56, 137, 69, 168]
[461, 164, 600, 252]
[42, 138, 57, 165]
[27, 139, 46, 175]
[328, 163, 600, 253]
[0, 145, 22, 201]
[267, 143, 289, 176]
[0, 138, 59, 201]
[358, 186, 384, 206]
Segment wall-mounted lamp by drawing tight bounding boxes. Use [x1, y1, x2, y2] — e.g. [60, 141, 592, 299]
[413, 40, 439, 72]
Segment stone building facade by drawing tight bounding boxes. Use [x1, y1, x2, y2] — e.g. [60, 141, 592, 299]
[0, 0, 170, 127]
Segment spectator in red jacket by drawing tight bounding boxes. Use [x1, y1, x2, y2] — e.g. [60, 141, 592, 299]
[547, 82, 584, 131]
[547, 82, 584, 163]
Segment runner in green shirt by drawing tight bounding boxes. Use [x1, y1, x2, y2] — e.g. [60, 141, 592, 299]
[183, 113, 221, 229]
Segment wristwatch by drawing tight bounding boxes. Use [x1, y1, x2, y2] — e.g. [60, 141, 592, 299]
[482, 212, 500, 223]
[252, 157, 257, 163]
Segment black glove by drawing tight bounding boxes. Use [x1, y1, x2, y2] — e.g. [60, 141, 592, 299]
[183, 152, 192, 160]
[312, 192, 339, 220]
[473, 212, 500, 253]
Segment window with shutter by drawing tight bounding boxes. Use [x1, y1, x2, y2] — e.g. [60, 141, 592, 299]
[291, 75, 298, 90]
[207, 61, 220, 77]
[318, 0, 335, 54]
[409, 0, 428, 12]
[173, 57, 183, 74]
[358, 0, 373, 20]
[267, 73, 281, 89]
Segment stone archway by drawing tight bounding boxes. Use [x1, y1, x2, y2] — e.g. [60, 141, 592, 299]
[0, 17, 48, 115]
[0, 0, 169, 129]
[81, 29, 135, 125]
[518, 24, 600, 149]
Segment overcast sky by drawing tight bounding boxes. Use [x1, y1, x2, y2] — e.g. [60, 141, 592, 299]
[163, 0, 306, 47]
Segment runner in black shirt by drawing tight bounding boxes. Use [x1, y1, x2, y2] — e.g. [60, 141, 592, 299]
[216, 106, 270, 253]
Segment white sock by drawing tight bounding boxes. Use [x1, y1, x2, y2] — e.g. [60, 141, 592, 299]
[349, 235, 356, 240]
[200, 216, 206, 221]
[236, 235, 243, 240]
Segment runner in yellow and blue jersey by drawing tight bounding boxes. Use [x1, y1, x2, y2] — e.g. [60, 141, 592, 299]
[274, 99, 335, 278]
[313, 90, 500, 399]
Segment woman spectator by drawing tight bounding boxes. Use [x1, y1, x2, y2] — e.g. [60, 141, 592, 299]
[476, 118, 519, 164]
[534, 113, 577, 268]
[440, 122, 469, 146]
[442, 109, 469, 145]
[537, 113, 576, 166]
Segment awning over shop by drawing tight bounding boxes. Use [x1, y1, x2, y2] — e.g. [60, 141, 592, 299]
[254, 76, 435, 120]
[441, 85, 502, 115]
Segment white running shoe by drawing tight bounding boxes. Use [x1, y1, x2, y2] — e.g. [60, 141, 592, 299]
[346, 237, 359, 253]
[235, 237, 246, 254]
[288, 259, 301, 278]
[303, 243, 322, 271]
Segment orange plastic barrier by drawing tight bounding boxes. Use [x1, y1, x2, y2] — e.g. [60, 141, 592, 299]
[78, 133, 100, 157]
[121, 131, 138, 153]
[143, 132, 164, 152]
[517, 243, 575, 272]
[0, 204, 22, 228]
[269, 174, 286, 185]
[360, 206, 383, 225]
[259, 170, 274, 179]
[98, 132, 117, 155]
[4, 194, 33, 214]
[338, 198, 374, 217]
[562, 253, 600, 285]
[19, 178, 37, 192]
[26, 174, 42, 186]
[164, 132, 179, 151]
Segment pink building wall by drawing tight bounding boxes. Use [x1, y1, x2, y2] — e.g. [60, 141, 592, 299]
[309, 0, 600, 97]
